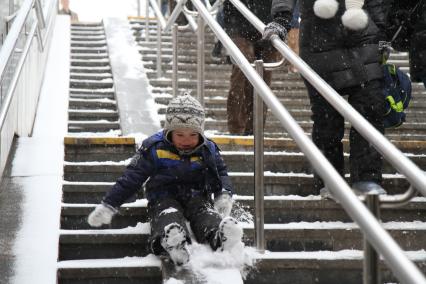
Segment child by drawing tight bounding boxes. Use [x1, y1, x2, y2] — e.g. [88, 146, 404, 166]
[87, 94, 243, 265]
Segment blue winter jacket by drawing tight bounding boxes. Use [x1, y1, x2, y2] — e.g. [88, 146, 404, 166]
[103, 131, 233, 208]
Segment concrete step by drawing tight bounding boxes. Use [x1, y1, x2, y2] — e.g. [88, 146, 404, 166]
[70, 79, 114, 89]
[70, 88, 115, 96]
[57, 258, 161, 284]
[59, 229, 150, 260]
[64, 137, 135, 162]
[60, 197, 426, 230]
[71, 54, 109, 60]
[70, 46, 108, 53]
[70, 73, 112, 81]
[68, 109, 119, 121]
[156, 105, 426, 123]
[70, 93, 115, 100]
[154, 94, 426, 113]
[59, 222, 426, 260]
[149, 77, 307, 90]
[61, 172, 412, 204]
[70, 66, 111, 73]
[71, 41, 107, 48]
[71, 59, 111, 67]
[68, 121, 121, 132]
[199, 119, 426, 138]
[62, 151, 426, 182]
[70, 36, 106, 42]
[69, 98, 117, 110]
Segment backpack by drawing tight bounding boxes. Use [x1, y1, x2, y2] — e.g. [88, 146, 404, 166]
[383, 64, 412, 128]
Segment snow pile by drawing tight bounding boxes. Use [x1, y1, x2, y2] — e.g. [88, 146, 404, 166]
[184, 242, 257, 283]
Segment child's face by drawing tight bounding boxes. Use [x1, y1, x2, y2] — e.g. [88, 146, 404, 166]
[171, 128, 200, 151]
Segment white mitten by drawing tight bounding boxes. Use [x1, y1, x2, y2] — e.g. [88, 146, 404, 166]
[214, 193, 233, 217]
[87, 203, 116, 227]
[313, 0, 339, 19]
[342, 0, 368, 30]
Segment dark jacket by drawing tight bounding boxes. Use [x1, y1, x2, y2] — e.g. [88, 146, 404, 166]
[224, 0, 273, 40]
[103, 131, 233, 208]
[271, 0, 388, 90]
[386, 0, 426, 82]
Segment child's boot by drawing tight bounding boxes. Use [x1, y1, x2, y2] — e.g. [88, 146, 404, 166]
[161, 223, 190, 265]
[217, 217, 244, 254]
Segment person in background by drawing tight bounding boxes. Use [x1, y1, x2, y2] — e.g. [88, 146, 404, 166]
[287, 0, 300, 73]
[223, 0, 281, 135]
[262, 0, 389, 196]
[386, 0, 426, 89]
[87, 94, 243, 266]
[59, 0, 79, 22]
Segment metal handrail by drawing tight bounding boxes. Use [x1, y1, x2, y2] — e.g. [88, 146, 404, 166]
[0, 0, 54, 131]
[229, 0, 426, 198]
[189, 0, 426, 283]
[0, 0, 35, 84]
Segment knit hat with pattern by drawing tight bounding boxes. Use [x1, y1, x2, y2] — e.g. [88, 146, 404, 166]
[164, 94, 205, 134]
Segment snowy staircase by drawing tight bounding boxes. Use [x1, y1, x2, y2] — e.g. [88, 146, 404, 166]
[68, 22, 120, 135]
[130, 19, 426, 283]
[57, 23, 161, 283]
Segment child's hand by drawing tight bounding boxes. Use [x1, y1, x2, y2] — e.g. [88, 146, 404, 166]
[214, 193, 233, 217]
[87, 203, 116, 227]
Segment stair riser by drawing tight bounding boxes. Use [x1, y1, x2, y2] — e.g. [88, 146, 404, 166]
[65, 145, 135, 162]
[59, 236, 149, 260]
[68, 124, 120, 132]
[245, 260, 426, 284]
[69, 101, 116, 110]
[68, 113, 119, 121]
[57, 267, 161, 284]
[61, 175, 410, 204]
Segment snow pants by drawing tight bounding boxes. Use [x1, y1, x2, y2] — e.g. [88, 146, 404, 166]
[227, 37, 280, 135]
[305, 79, 385, 190]
[148, 196, 223, 255]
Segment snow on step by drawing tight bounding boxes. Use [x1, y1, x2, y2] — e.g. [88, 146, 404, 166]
[57, 255, 161, 269]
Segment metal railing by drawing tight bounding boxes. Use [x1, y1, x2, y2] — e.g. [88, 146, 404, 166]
[146, 0, 426, 283]
[0, 0, 56, 177]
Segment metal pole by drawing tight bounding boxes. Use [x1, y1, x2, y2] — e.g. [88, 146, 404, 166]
[254, 60, 265, 253]
[156, 0, 162, 78]
[172, 23, 178, 97]
[196, 14, 204, 106]
[364, 194, 381, 284]
[145, 0, 150, 42]
[137, 0, 141, 17]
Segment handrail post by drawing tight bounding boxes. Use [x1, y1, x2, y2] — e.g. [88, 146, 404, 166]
[172, 23, 178, 97]
[364, 194, 381, 284]
[34, 0, 46, 29]
[137, 0, 141, 17]
[254, 59, 265, 253]
[145, 0, 150, 42]
[156, 0, 162, 78]
[196, 14, 204, 106]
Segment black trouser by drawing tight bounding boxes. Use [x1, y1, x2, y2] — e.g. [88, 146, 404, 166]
[148, 196, 222, 255]
[305, 79, 385, 190]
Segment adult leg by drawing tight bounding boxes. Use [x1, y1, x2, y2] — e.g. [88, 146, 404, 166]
[347, 79, 384, 184]
[305, 81, 345, 190]
[183, 196, 222, 249]
[148, 198, 189, 255]
[227, 37, 255, 134]
[243, 42, 280, 134]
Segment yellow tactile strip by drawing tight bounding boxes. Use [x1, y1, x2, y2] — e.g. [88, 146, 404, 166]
[210, 136, 426, 152]
[64, 135, 426, 152]
[64, 137, 135, 145]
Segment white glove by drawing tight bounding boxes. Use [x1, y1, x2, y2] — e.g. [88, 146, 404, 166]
[214, 193, 233, 217]
[87, 203, 116, 227]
